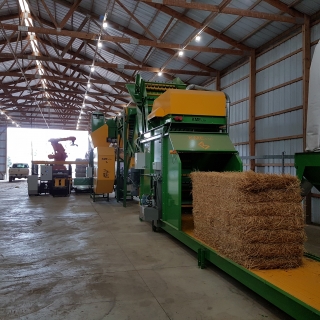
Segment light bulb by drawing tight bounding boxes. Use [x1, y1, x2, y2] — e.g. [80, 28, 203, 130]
[195, 35, 201, 41]
[103, 21, 108, 28]
[98, 41, 102, 48]
[158, 72, 162, 76]
[178, 50, 184, 56]
[91, 66, 95, 72]
[87, 83, 91, 88]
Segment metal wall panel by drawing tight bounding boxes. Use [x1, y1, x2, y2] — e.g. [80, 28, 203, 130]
[221, 63, 249, 159]
[229, 100, 249, 123]
[255, 109, 303, 140]
[256, 81, 302, 117]
[221, 63, 249, 88]
[311, 22, 320, 43]
[0, 123, 7, 180]
[256, 34, 302, 69]
[256, 52, 302, 93]
[205, 82, 217, 90]
[229, 123, 249, 144]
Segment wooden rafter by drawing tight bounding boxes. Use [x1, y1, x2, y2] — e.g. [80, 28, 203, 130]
[0, 24, 247, 56]
[138, 0, 304, 24]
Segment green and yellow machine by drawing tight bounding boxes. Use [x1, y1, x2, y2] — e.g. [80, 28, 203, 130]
[94, 75, 320, 319]
[127, 79, 242, 231]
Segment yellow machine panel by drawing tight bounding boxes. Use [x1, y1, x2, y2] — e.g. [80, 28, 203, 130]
[93, 147, 115, 194]
[148, 89, 226, 120]
[91, 124, 110, 148]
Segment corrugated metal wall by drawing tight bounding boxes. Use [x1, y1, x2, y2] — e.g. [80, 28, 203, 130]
[221, 63, 250, 171]
[255, 33, 303, 176]
[217, 21, 320, 223]
[0, 123, 7, 180]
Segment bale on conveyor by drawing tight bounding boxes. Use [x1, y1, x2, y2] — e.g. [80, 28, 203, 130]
[191, 171, 305, 270]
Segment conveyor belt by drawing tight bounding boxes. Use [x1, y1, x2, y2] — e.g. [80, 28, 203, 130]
[181, 214, 320, 314]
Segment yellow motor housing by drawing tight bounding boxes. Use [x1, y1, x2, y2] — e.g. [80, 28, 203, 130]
[91, 124, 110, 148]
[93, 147, 115, 194]
[148, 89, 226, 120]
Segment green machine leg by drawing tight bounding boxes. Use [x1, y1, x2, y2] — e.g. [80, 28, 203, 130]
[197, 248, 207, 269]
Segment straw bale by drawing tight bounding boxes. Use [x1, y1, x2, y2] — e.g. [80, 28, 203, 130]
[191, 171, 305, 270]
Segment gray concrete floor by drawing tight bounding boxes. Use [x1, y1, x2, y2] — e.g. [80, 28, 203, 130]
[2, 180, 315, 319]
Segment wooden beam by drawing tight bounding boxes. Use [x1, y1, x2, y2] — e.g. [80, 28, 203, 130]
[0, 54, 215, 76]
[302, 15, 311, 151]
[263, 0, 305, 18]
[54, 0, 218, 73]
[138, 0, 304, 24]
[116, 0, 157, 41]
[59, 0, 83, 29]
[0, 23, 246, 55]
[40, 0, 59, 28]
[216, 71, 220, 91]
[146, 2, 251, 52]
[249, 53, 256, 171]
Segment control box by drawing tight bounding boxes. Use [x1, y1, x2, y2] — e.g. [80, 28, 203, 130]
[152, 162, 161, 171]
[135, 153, 146, 169]
[40, 165, 52, 180]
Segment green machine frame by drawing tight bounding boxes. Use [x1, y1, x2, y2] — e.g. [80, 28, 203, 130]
[118, 75, 320, 319]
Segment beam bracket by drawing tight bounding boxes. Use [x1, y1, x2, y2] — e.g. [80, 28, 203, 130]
[18, 25, 28, 32]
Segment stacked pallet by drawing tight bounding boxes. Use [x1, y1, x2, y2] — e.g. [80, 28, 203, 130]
[191, 171, 305, 269]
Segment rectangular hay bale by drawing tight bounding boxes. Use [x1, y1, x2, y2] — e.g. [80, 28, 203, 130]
[191, 171, 305, 270]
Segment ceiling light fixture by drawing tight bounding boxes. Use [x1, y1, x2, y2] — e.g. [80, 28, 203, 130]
[91, 66, 95, 72]
[178, 50, 184, 56]
[158, 71, 162, 76]
[98, 41, 102, 48]
[195, 35, 201, 41]
[87, 83, 91, 88]
[103, 21, 108, 28]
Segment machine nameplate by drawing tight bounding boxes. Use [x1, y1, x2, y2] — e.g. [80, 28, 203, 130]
[188, 135, 213, 141]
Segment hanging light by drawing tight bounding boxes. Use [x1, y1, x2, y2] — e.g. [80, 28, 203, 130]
[103, 21, 108, 28]
[195, 35, 201, 42]
[85, 94, 88, 99]
[98, 41, 102, 48]
[158, 71, 162, 76]
[87, 83, 91, 88]
[178, 50, 184, 56]
[91, 66, 95, 72]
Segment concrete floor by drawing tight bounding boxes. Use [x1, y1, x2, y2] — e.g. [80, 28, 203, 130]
[2, 181, 318, 319]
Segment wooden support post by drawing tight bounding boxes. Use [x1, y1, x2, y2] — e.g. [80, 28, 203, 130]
[249, 53, 256, 171]
[302, 15, 311, 151]
[302, 15, 311, 223]
[216, 71, 221, 91]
